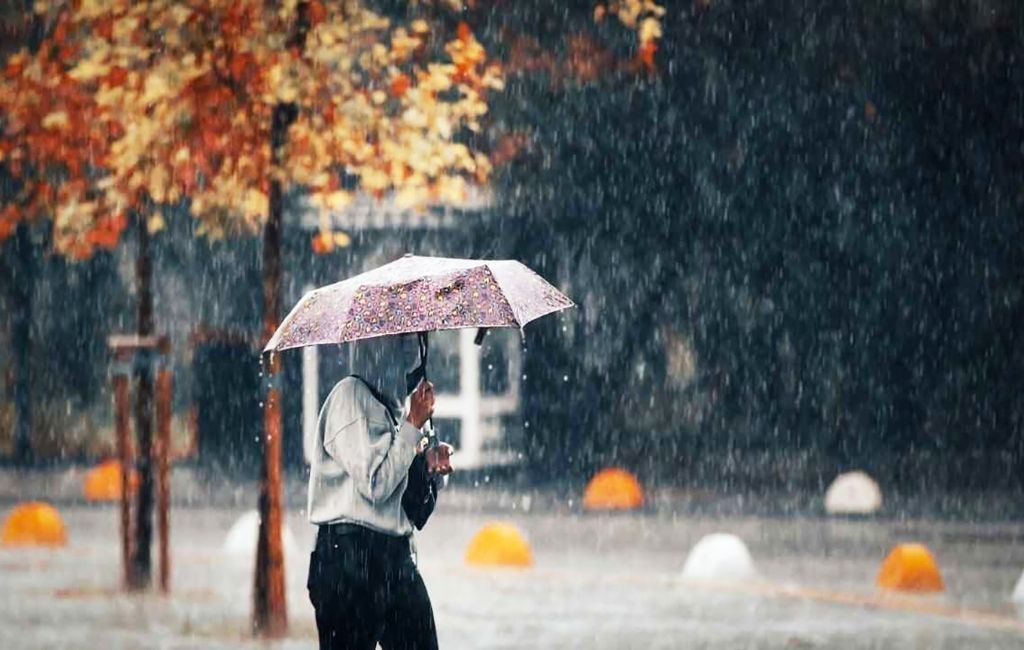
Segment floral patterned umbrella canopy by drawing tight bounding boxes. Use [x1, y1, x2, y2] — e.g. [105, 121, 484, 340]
[264, 254, 574, 353]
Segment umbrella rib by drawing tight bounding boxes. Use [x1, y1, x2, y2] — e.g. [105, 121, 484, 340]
[480, 264, 526, 329]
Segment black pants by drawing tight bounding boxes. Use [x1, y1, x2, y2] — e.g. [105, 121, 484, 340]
[307, 524, 438, 650]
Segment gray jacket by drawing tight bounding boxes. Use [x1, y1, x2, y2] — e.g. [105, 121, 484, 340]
[307, 376, 422, 536]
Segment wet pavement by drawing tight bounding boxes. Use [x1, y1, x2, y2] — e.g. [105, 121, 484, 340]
[2, 494, 1024, 649]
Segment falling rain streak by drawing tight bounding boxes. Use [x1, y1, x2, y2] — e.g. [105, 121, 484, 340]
[0, 1, 1023, 648]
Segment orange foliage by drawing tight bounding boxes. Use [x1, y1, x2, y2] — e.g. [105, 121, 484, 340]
[0, 206, 17, 240]
[492, 132, 530, 167]
[390, 72, 411, 98]
[307, 1, 328, 27]
[567, 33, 614, 83]
[4, 57, 24, 79]
[0, 30, 125, 257]
[637, 40, 657, 73]
[311, 231, 333, 255]
[94, 17, 114, 40]
[503, 6, 664, 87]
[1, 0, 661, 259]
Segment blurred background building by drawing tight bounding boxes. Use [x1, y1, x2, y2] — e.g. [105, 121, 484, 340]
[1, 0, 1022, 492]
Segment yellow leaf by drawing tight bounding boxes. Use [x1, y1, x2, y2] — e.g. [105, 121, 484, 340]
[325, 190, 352, 210]
[113, 16, 140, 42]
[361, 168, 389, 192]
[95, 85, 125, 107]
[402, 107, 428, 129]
[41, 111, 69, 130]
[147, 166, 169, 203]
[242, 188, 268, 219]
[436, 175, 467, 205]
[142, 73, 170, 105]
[148, 214, 166, 234]
[434, 117, 452, 139]
[395, 185, 427, 209]
[639, 17, 662, 43]
[68, 58, 111, 82]
[169, 5, 192, 26]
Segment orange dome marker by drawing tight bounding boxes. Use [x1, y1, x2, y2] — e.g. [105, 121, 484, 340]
[876, 543, 945, 593]
[2, 502, 67, 547]
[465, 522, 533, 568]
[582, 467, 644, 511]
[83, 459, 138, 502]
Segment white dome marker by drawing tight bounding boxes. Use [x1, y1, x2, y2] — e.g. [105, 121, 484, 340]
[1012, 570, 1024, 604]
[681, 533, 758, 582]
[824, 470, 882, 515]
[223, 510, 297, 557]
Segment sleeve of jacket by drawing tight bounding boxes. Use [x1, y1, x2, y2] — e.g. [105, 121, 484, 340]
[321, 379, 422, 504]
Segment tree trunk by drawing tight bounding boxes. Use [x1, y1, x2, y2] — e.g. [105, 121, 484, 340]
[155, 358, 172, 593]
[129, 213, 155, 590]
[252, 102, 295, 638]
[112, 366, 134, 588]
[253, 5, 310, 635]
[11, 223, 32, 463]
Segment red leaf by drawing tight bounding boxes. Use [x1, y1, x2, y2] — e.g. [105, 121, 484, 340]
[390, 73, 410, 98]
[307, 0, 327, 26]
[105, 66, 128, 87]
[95, 17, 114, 40]
[5, 59, 24, 79]
[229, 52, 254, 80]
[638, 40, 657, 72]
[311, 232, 332, 255]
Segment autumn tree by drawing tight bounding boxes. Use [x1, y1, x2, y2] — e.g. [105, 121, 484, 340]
[0, 2, 177, 591]
[1, 0, 663, 634]
[1, 0, 504, 632]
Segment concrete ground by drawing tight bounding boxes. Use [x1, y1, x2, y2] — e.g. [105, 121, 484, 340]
[2, 489, 1024, 649]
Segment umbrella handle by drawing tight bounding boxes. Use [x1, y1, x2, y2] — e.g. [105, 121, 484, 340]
[423, 418, 439, 448]
[416, 331, 438, 447]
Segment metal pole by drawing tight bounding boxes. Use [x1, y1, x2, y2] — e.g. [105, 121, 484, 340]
[129, 213, 155, 591]
[112, 358, 134, 589]
[155, 356, 172, 593]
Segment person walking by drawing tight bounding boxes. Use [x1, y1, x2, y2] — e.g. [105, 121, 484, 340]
[306, 334, 451, 649]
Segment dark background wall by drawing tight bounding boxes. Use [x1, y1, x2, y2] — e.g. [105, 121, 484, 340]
[1, 0, 1022, 492]
[486, 0, 1024, 490]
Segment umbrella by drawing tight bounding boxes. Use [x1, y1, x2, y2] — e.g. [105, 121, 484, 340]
[264, 254, 574, 354]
